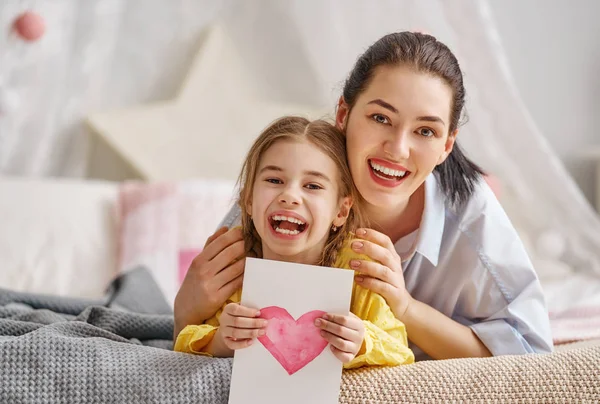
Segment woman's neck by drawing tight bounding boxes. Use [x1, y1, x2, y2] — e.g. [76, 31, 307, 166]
[364, 184, 425, 244]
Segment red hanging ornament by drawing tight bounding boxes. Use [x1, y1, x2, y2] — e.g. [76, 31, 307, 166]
[13, 11, 46, 42]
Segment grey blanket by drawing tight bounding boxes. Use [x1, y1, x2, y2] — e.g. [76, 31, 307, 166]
[0, 267, 233, 404]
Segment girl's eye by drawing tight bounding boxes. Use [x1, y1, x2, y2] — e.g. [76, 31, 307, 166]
[371, 114, 390, 125]
[417, 127, 435, 137]
[305, 183, 323, 190]
[266, 178, 282, 184]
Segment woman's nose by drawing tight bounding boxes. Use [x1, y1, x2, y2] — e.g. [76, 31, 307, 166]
[384, 131, 411, 160]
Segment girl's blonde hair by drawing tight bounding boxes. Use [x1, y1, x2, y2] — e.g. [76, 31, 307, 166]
[237, 116, 364, 267]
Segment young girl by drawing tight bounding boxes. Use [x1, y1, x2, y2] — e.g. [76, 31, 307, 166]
[174, 32, 553, 361]
[174, 116, 414, 368]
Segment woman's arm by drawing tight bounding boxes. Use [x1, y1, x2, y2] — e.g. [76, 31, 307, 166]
[173, 226, 245, 340]
[400, 296, 491, 359]
[350, 228, 492, 359]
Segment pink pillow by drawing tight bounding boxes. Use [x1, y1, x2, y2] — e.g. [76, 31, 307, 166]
[484, 174, 502, 198]
[118, 179, 236, 306]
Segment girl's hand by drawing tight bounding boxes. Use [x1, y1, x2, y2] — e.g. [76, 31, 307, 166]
[218, 303, 268, 350]
[350, 228, 412, 321]
[315, 312, 365, 363]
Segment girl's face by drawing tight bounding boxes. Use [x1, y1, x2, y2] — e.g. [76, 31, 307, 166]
[337, 65, 457, 212]
[248, 138, 351, 265]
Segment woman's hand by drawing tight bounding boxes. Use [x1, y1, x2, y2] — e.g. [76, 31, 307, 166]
[350, 228, 412, 321]
[315, 313, 365, 364]
[217, 303, 268, 350]
[173, 226, 246, 339]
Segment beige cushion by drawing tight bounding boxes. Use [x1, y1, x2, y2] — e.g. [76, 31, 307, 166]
[0, 176, 118, 298]
[339, 342, 600, 403]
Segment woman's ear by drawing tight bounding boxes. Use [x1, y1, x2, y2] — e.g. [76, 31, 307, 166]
[436, 129, 458, 165]
[335, 96, 349, 132]
[245, 199, 252, 217]
[333, 197, 353, 227]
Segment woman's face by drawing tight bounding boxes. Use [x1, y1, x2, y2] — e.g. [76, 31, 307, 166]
[337, 65, 457, 212]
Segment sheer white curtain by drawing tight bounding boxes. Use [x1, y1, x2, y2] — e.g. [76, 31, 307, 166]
[1, 0, 599, 283]
[220, 0, 600, 280]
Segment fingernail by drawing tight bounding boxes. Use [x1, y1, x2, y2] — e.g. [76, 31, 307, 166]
[261, 320, 268, 327]
[352, 242, 363, 250]
[350, 260, 360, 268]
[315, 319, 322, 326]
[323, 313, 330, 320]
[247, 340, 253, 346]
[320, 331, 326, 337]
[258, 329, 266, 336]
[355, 276, 364, 282]
[357, 228, 366, 236]
[255, 311, 261, 317]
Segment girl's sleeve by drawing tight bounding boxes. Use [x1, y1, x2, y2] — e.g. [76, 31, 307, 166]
[173, 289, 242, 355]
[335, 239, 415, 369]
[174, 324, 219, 355]
[344, 284, 415, 369]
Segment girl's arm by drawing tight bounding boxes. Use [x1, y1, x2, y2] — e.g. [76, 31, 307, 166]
[333, 241, 414, 367]
[344, 285, 415, 368]
[174, 287, 267, 358]
[203, 328, 235, 357]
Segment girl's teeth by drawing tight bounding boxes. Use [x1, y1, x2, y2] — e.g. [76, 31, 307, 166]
[370, 161, 406, 177]
[275, 228, 300, 235]
[271, 215, 305, 225]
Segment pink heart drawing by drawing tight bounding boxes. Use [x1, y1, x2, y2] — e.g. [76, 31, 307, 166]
[257, 306, 328, 375]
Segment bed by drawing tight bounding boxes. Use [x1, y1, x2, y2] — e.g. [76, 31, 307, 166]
[1, 174, 599, 403]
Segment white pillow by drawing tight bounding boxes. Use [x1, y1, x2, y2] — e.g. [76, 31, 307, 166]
[0, 176, 118, 298]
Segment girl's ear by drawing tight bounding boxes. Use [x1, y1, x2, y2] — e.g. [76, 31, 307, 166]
[245, 199, 252, 216]
[333, 197, 353, 227]
[436, 129, 458, 165]
[335, 96, 349, 132]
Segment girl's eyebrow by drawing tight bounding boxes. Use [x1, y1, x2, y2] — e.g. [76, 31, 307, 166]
[304, 170, 331, 183]
[259, 165, 283, 174]
[259, 165, 330, 183]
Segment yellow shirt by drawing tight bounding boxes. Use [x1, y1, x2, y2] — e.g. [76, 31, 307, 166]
[174, 237, 415, 369]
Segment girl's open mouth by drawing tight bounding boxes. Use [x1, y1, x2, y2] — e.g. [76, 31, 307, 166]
[268, 214, 308, 236]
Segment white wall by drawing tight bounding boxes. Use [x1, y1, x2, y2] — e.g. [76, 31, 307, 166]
[489, 0, 600, 206]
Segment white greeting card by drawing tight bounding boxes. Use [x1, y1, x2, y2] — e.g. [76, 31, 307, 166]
[228, 257, 354, 404]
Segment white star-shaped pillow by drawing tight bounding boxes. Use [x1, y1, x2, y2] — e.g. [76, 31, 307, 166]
[86, 24, 327, 181]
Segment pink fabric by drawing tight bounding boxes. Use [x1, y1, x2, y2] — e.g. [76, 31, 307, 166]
[178, 248, 202, 283]
[550, 306, 600, 345]
[483, 174, 501, 198]
[118, 179, 236, 306]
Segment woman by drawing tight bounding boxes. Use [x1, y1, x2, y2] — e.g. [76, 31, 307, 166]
[174, 31, 553, 360]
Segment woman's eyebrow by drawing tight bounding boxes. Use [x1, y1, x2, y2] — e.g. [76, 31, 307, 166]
[367, 99, 398, 113]
[417, 116, 445, 126]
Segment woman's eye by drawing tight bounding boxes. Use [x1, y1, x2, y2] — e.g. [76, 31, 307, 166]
[417, 128, 435, 137]
[266, 178, 282, 184]
[305, 183, 323, 190]
[371, 114, 390, 125]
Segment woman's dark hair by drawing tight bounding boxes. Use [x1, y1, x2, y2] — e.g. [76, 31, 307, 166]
[342, 31, 484, 207]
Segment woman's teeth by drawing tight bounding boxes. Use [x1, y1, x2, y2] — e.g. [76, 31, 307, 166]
[370, 161, 407, 179]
